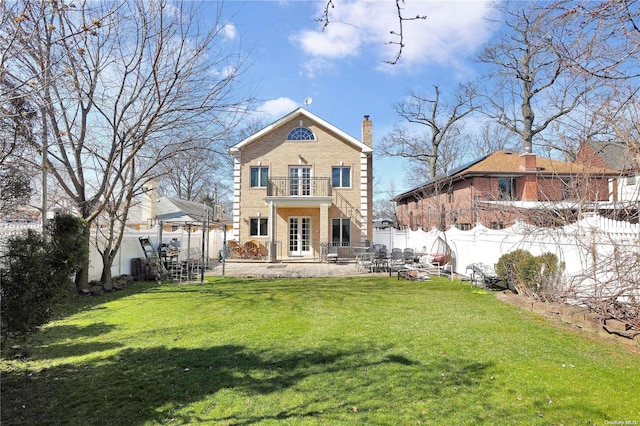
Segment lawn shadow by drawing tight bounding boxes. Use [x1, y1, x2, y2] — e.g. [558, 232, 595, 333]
[49, 281, 161, 321]
[0, 342, 496, 425]
[2, 323, 121, 361]
[1, 344, 407, 425]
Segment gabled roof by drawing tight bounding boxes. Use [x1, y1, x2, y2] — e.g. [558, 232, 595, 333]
[229, 108, 372, 154]
[585, 141, 637, 171]
[392, 150, 619, 201]
[157, 197, 226, 223]
[466, 150, 616, 174]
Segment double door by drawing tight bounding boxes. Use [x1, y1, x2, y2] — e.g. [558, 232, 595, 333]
[289, 167, 311, 196]
[289, 217, 310, 256]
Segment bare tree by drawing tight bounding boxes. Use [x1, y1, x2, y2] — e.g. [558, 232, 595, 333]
[318, 0, 426, 65]
[158, 144, 224, 202]
[466, 121, 519, 159]
[0, 78, 37, 216]
[379, 84, 478, 180]
[372, 180, 398, 222]
[2, 0, 249, 288]
[551, 0, 640, 82]
[477, 1, 590, 155]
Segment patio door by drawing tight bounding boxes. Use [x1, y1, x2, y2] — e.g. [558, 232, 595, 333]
[289, 217, 311, 256]
[289, 166, 311, 196]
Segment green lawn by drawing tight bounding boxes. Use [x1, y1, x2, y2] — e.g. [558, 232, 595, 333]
[2, 276, 639, 425]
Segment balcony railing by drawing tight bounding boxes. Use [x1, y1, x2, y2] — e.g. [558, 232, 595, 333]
[267, 177, 332, 197]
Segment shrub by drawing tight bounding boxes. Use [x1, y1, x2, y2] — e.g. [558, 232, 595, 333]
[495, 249, 534, 290]
[1, 215, 87, 337]
[496, 250, 564, 300]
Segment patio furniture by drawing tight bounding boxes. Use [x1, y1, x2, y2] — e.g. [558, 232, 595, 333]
[397, 266, 431, 281]
[403, 248, 415, 265]
[244, 241, 262, 259]
[228, 240, 246, 258]
[372, 249, 389, 272]
[465, 262, 503, 289]
[429, 236, 452, 266]
[389, 249, 405, 272]
[355, 252, 374, 272]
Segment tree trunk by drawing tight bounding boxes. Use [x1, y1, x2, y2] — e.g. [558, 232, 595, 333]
[74, 225, 91, 291]
[100, 251, 113, 286]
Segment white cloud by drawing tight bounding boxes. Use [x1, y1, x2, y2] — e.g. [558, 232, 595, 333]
[256, 97, 299, 119]
[222, 23, 236, 40]
[291, 0, 496, 73]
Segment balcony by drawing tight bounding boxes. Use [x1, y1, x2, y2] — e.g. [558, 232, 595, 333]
[265, 177, 332, 207]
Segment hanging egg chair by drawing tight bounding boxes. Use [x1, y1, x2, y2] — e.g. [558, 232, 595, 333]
[429, 234, 452, 266]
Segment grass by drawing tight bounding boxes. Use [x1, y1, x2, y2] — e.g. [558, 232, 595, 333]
[2, 276, 639, 425]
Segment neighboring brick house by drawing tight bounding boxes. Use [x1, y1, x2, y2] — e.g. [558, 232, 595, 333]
[576, 141, 639, 216]
[392, 150, 619, 230]
[229, 108, 373, 260]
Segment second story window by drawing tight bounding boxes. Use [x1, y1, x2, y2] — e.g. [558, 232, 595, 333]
[250, 166, 269, 188]
[332, 166, 351, 188]
[286, 127, 315, 141]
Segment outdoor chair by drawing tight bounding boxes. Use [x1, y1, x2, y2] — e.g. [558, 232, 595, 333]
[244, 241, 261, 259]
[403, 248, 415, 264]
[389, 249, 405, 272]
[372, 249, 389, 272]
[355, 252, 374, 272]
[228, 240, 246, 258]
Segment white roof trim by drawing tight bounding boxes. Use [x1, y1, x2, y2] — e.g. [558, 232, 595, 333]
[229, 108, 372, 154]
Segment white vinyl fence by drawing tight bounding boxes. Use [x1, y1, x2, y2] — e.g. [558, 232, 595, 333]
[1, 223, 226, 282]
[373, 213, 640, 282]
[87, 226, 226, 281]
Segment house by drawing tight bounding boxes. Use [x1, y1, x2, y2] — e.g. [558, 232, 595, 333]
[392, 150, 620, 230]
[372, 218, 397, 229]
[229, 108, 373, 260]
[575, 141, 639, 221]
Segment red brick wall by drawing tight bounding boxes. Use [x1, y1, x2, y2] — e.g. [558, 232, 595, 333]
[576, 144, 607, 168]
[395, 174, 613, 229]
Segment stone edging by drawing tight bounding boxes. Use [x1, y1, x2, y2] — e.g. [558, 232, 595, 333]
[495, 290, 640, 347]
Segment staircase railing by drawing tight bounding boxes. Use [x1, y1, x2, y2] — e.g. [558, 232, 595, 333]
[333, 189, 362, 227]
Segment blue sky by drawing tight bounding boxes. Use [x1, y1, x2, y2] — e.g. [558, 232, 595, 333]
[216, 0, 498, 196]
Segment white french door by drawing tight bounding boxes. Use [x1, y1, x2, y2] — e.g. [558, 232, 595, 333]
[289, 217, 311, 256]
[289, 166, 311, 196]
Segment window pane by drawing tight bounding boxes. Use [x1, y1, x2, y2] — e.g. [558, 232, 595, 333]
[250, 168, 259, 187]
[331, 219, 341, 245]
[498, 178, 513, 199]
[332, 168, 340, 187]
[250, 218, 258, 235]
[287, 127, 315, 140]
[260, 168, 268, 187]
[342, 168, 350, 187]
[341, 219, 350, 245]
[259, 218, 268, 236]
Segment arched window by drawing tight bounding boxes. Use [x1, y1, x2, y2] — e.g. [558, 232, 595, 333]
[286, 127, 315, 141]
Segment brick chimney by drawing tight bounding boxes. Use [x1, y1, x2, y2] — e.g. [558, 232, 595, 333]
[520, 152, 537, 171]
[519, 153, 538, 201]
[362, 115, 372, 147]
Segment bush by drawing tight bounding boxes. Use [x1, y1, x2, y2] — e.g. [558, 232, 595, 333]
[496, 250, 564, 300]
[495, 249, 534, 290]
[1, 215, 87, 337]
